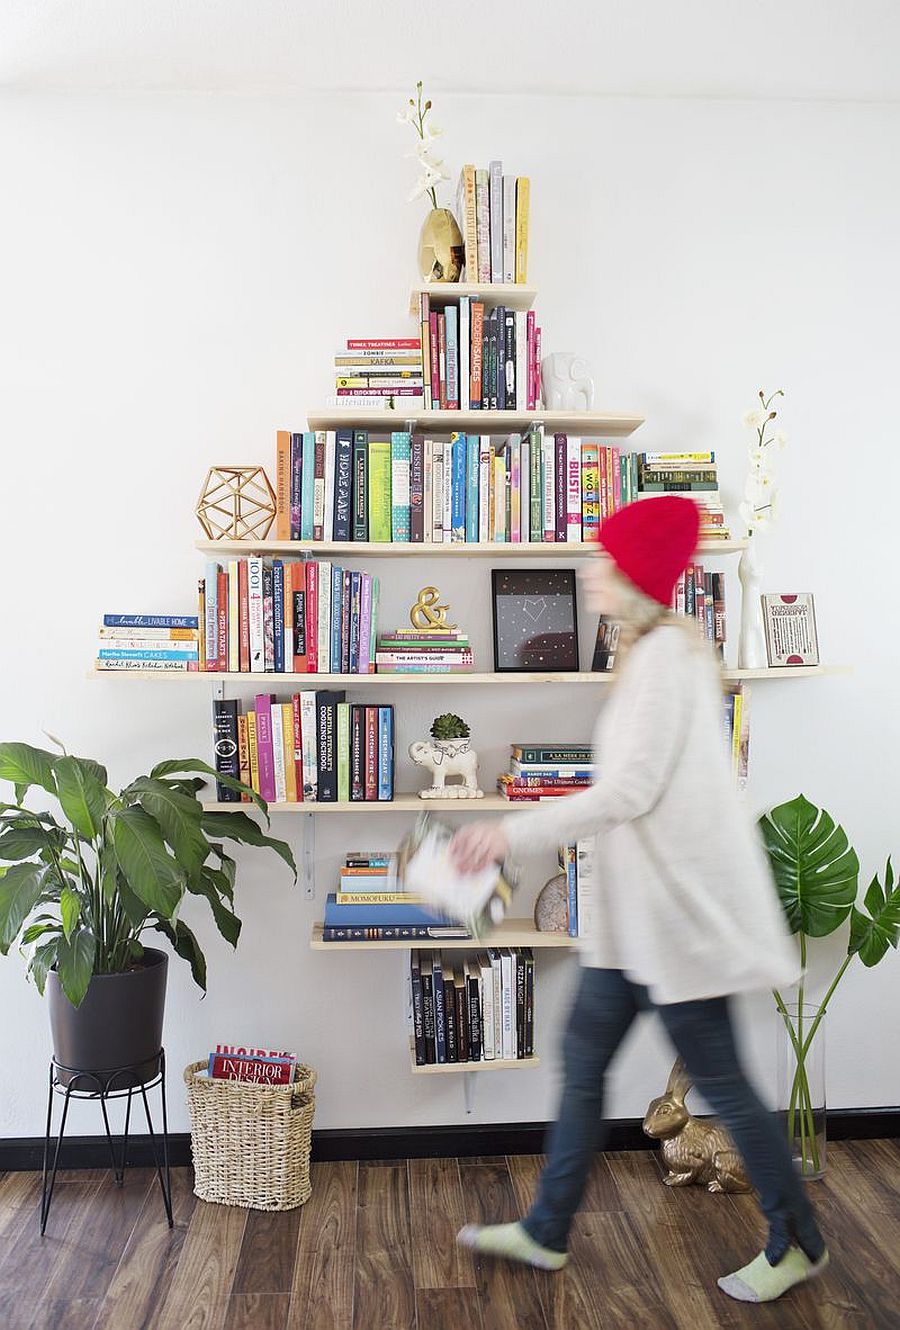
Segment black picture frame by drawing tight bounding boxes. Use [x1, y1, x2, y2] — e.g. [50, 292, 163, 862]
[491, 568, 580, 672]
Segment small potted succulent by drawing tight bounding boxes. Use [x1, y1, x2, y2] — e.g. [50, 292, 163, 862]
[408, 715, 483, 799]
[0, 739, 294, 1085]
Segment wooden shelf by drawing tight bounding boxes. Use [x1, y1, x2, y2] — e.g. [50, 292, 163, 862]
[409, 1045, 541, 1074]
[306, 407, 645, 436]
[92, 666, 847, 685]
[409, 283, 537, 315]
[195, 538, 748, 557]
[310, 920, 576, 951]
[203, 794, 530, 814]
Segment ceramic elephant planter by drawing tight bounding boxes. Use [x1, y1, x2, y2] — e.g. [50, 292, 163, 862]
[408, 737, 484, 799]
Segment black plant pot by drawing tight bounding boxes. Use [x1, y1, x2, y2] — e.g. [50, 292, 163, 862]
[47, 948, 168, 1088]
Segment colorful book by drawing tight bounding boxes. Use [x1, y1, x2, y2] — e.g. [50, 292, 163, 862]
[390, 432, 411, 541]
[368, 439, 392, 542]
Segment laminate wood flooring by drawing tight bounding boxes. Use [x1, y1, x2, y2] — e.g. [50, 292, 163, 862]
[1, 1141, 897, 1329]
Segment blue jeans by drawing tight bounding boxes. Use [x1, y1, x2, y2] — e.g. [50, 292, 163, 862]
[522, 967, 824, 1262]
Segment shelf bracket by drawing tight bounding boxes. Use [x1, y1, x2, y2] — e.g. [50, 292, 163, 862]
[302, 813, 315, 901]
[211, 678, 225, 701]
[463, 1071, 476, 1115]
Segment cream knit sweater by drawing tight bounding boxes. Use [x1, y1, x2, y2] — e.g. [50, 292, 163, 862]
[501, 623, 799, 1004]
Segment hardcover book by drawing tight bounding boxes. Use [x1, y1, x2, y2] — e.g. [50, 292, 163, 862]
[761, 594, 820, 666]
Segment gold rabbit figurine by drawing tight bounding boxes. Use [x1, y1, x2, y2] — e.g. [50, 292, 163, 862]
[643, 1058, 751, 1193]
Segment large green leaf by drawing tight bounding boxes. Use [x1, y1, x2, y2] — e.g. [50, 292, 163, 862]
[150, 758, 267, 816]
[0, 863, 44, 953]
[187, 872, 242, 948]
[849, 858, 900, 967]
[152, 917, 207, 991]
[127, 777, 209, 882]
[0, 825, 58, 861]
[29, 938, 60, 995]
[0, 744, 58, 797]
[200, 812, 296, 880]
[759, 795, 859, 937]
[56, 927, 97, 1007]
[60, 883, 81, 941]
[52, 755, 109, 841]
[109, 806, 185, 919]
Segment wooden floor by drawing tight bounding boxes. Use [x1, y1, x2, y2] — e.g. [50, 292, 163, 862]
[0, 1141, 897, 1329]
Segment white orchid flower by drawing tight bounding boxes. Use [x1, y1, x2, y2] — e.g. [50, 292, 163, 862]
[773, 431, 789, 449]
[421, 122, 443, 140]
[396, 106, 416, 125]
[739, 501, 754, 528]
[743, 408, 766, 429]
[408, 176, 433, 202]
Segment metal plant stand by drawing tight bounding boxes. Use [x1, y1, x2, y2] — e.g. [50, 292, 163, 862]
[40, 1048, 173, 1235]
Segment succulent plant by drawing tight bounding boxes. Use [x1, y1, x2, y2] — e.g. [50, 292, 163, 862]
[430, 713, 470, 742]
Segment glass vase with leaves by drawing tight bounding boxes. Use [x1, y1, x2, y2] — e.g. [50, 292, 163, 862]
[760, 794, 898, 1178]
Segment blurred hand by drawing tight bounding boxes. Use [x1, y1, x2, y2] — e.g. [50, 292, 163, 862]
[450, 821, 509, 875]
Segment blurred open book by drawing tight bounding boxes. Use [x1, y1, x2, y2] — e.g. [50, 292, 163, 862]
[391, 814, 515, 938]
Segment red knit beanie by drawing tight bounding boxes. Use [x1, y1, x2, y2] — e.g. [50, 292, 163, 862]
[598, 496, 700, 606]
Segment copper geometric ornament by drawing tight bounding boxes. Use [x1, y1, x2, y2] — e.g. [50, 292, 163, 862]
[196, 466, 277, 541]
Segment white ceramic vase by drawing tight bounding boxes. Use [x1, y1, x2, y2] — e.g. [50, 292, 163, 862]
[738, 537, 767, 669]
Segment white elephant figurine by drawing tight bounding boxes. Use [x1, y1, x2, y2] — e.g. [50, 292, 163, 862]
[408, 737, 484, 799]
[540, 353, 595, 410]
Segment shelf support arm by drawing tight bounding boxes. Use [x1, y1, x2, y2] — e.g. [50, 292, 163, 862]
[463, 1071, 476, 1115]
[303, 813, 316, 900]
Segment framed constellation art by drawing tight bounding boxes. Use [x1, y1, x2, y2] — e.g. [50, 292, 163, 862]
[490, 569, 580, 672]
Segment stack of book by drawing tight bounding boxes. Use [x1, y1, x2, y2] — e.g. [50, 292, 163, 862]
[409, 948, 535, 1065]
[322, 854, 468, 940]
[498, 742, 595, 802]
[204, 1044, 300, 1085]
[199, 558, 379, 674]
[416, 295, 542, 411]
[213, 694, 394, 804]
[636, 451, 731, 540]
[95, 614, 200, 672]
[455, 163, 530, 284]
[274, 429, 642, 547]
[375, 626, 473, 675]
[672, 563, 727, 657]
[558, 839, 599, 938]
[330, 338, 424, 410]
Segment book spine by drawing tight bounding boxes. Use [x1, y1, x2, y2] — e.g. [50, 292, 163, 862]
[364, 706, 378, 800]
[512, 746, 593, 763]
[470, 302, 484, 408]
[442, 439, 453, 543]
[500, 950, 514, 1060]
[213, 699, 240, 801]
[271, 702, 286, 802]
[341, 568, 352, 672]
[456, 977, 468, 1063]
[305, 561, 318, 673]
[260, 563, 273, 672]
[291, 693, 303, 800]
[255, 694, 276, 802]
[358, 574, 372, 675]
[566, 436, 582, 542]
[459, 296, 470, 411]
[337, 702, 350, 803]
[421, 959, 436, 1062]
[209, 1054, 294, 1084]
[282, 702, 296, 800]
[467, 966, 482, 1062]
[333, 429, 353, 542]
[429, 312, 440, 409]
[390, 432, 411, 542]
[316, 691, 343, 801]
[227, 560, 239, 671]
[528, 427, 543, 542]
[377, 706, 394, 801]
[350, 703, 365, 801]
[368, 577, 379, 675]
[348, 570, 361, 674]
[368, 440, 392, 542]
[437, 314, 446, 409]
[481, 958, 495, 1060]
[451, 433, 466, 542]
[465, 434, 479, 543]
[509, 435, 521, 543]
[581, 441, 600, 542]
[204, 562, 218, 669]
[554, 435, 567, 541]
[504, 309, 516, 410]
[515, 310, 527, 411]
[246, 708, 259, 793]
[459, 164, 477, 280]
[566, 844, 578, 937]
[445, 305, 459, 410]
[496, 306, 507, 411]
[410, 955, 426, 1066]
[290, 432, 303, 539]
[502, 175, 516, 282]
[433, 956, 447, 1064]
[300, 691, 317, 800]
[316, 560, 331, 674]
[515, 177, 530, 283]
[524, 950, 534, 1056]
[291, 566, 306, 672]
[526, 310, 536, 410]
[330, 564, 343, 673]
[516, 951, 525, 1059]
[103, 614, 199, 629]
[276, 429, 291, 540]
[347, 337, 420, 350]
[478, 437, 491, 542]
[475, 169, 491, 283]
[313, 432, 326, 541]
[445, 975, 458, 1063]
[492, 448, 506, 542]
[489, 161, 503, 282]
[301, 432, 316, 540]
[419, 292, 431, 407]
[410, 434, 425, 542]
[323, 431, 336, 542]
[272, 562, 285, 673]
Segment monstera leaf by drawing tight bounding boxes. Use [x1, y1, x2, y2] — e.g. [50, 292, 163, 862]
[849, 859, 900, 967]
[758, 794, 859, 938]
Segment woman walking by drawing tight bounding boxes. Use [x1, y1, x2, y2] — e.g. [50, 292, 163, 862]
[452, 496, 827, 1305]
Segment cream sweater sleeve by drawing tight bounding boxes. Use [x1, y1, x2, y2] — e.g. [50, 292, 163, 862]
[501, 627, 693, 857]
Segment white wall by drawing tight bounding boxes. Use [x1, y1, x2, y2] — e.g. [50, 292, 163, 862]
[2, 89, 899, 1138]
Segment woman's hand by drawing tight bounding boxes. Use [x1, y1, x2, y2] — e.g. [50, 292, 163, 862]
[450, 821, 510, 875]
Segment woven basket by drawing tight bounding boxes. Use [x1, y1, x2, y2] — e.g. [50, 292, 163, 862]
[184, 1060, 316, 1211]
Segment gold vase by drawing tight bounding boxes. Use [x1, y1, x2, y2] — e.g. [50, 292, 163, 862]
[418, 208, 464, 283]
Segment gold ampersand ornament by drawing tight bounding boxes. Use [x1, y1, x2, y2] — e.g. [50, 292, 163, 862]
[410, 586, 457, 632]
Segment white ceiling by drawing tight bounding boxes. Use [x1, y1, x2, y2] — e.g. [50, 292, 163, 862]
[2, 0, 899, 100]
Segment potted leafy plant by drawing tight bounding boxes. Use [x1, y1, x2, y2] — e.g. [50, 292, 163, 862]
[0, 740, 295, 1085]
[430, 713, 471, 746]
[760, 794, 898, 1177]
